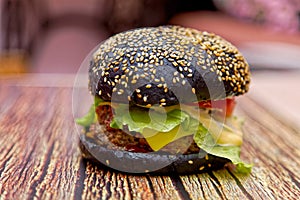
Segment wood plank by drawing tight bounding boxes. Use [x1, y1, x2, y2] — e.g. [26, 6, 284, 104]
[232, 97, 300, 199]
[0, 86, 81, 199]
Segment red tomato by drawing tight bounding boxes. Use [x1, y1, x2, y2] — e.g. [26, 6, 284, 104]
[186, 98, 236, 117]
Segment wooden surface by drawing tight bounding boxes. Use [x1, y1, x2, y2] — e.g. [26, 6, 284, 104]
[0, 72, 299, 199]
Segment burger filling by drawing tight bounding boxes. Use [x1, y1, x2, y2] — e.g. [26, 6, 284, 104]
[76, 97, 252, 173]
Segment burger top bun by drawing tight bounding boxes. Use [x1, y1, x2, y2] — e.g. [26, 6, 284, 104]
[89, 26, 250, 107]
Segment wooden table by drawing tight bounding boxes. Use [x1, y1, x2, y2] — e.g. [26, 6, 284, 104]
[0, 71, 299, 199]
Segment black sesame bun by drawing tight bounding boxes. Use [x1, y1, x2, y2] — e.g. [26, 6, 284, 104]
[80, 25, 250, 174]
[89, 25, 250, 107]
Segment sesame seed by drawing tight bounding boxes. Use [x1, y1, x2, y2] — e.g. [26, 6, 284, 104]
[172, 78, 177, 84]
[146, 84, 152, 88]
[188, 160, 193, 164]
[146, 104, 152, 108]
[205, 154, 209, 160]
[192, 88, 196, 94]
[113, 67, 119, 72]
[199, 166, 205, 171]
[117, 89, 124, 95]
[160, 102, 166, 106]
[143, 96, 148, 102]
[136, 89, 141, 93]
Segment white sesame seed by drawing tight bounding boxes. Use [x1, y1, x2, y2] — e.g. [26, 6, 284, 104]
[192, 88, 196, 94]
[143, 96, 148, 102]
[172, 78, 176, 84]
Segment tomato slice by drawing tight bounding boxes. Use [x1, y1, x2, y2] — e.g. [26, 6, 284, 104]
[186, 98, 236, 117]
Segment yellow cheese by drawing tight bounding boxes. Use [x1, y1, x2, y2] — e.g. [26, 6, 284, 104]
[142, 125, 192, 151]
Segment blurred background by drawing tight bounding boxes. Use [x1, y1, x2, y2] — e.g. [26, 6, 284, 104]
[0, 0, 300, 74]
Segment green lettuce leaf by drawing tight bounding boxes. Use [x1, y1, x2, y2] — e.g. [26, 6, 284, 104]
[110, 105, 191, 133]
[75, 104, 97, 128]
[75, 97, 103, 127]
[194, 127, 252, 174]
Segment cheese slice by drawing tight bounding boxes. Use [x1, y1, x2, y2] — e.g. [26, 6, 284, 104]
[142, 126, 192, 151]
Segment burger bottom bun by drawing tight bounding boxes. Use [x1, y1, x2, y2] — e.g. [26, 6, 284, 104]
[79, 130, 229, 174]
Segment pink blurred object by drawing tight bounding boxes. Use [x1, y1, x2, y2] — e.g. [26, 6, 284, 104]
[45, 0, 111, 20]
[213, 0, 300, 33]
[31, 26, 109, 73]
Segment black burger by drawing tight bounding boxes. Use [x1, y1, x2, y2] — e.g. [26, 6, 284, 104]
[76, 26, 252, 174]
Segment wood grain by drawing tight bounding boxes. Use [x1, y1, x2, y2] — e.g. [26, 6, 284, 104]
[0, 74, 299, 199]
